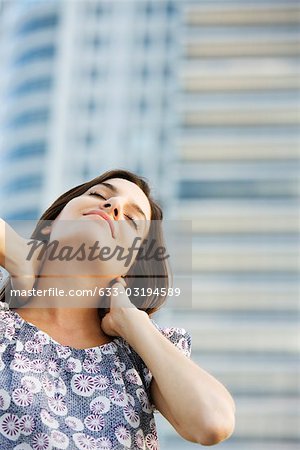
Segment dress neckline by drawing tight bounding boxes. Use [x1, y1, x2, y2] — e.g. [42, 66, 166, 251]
[9, 309, 121, 352]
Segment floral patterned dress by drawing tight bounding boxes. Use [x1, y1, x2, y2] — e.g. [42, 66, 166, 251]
[0, 309, 192, 450]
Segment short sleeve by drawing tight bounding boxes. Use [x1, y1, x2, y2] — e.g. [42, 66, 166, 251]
[132, 318, 192, 413]
[149, 318, 192, 359]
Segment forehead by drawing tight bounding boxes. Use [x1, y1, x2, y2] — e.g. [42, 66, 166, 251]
[91, 178, 151, 220]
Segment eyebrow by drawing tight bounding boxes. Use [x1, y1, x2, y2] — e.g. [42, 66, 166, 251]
[97, 182, 148, 220]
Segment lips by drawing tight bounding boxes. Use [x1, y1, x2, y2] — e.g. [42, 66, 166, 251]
[83, 210, 115, 238]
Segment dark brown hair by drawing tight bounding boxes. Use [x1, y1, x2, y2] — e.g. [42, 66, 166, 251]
[31, 169, 171, 318]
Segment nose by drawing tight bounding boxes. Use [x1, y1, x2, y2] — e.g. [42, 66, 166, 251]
[102, 198, 120, 220]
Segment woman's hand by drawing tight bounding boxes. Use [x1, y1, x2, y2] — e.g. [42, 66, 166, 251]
[0, 219, 43, 296]
[101, 277, 147, 337]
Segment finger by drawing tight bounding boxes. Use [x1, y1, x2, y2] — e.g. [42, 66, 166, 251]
[110, 282, 133, 309]
[114, 276, 127, 288]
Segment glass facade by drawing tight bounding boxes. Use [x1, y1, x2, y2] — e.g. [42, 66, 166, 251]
[15, 13, 59, 35]
[13, 44, 56, 66]
[169, 1, 300, 449]
[3, 142, 47, 161]
[3, 174, 43, 193]
[6, 109, 49, 128]
[8, 77, 53, 97]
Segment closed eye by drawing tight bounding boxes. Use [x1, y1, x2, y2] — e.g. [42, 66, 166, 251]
[88, 192, 138, 230]
[124, 215, 138, 230]
[89, 192, 106, 200]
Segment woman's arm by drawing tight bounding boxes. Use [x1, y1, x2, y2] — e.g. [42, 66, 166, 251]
[0, 218, 40, 294]
[101, 282, 236, 447]
[122, 313, 235, 446]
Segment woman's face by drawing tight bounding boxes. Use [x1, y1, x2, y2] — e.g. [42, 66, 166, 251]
[44, 178, 152, 278]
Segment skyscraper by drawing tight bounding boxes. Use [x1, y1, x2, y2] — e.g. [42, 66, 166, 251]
[0, 0, 179, 219]
[168, 1, 299, 448]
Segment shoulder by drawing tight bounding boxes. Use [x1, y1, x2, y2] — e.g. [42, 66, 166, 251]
[0, 308, 22, 341]
[0, 307, 15, 324]
[149, 317, 192, 358]
[127, 316, 193, 388]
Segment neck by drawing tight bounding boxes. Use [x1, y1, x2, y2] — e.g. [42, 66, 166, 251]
[14, 257, 114, 331]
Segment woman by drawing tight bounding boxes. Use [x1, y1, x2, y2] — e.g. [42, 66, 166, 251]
[0, 169, 235, 449]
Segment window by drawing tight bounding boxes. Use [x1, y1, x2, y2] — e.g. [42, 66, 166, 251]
[16, 14, 59, 36]
[93, 3, 111, 17]
[7, 109, 49, 129]
[9, 77, 52, 97]
[3, 175, 43, 194]
[138, 98, 148, 114]
[84, 132, 96, 147]
[165, 1, 177, 17]
[144, 2, 155, 17]
[143, 34, 152, 49]
[5, 142, 46, 161]
[141, 66, 150, 80]
[5, 209, 39, 220]
[87, 99, 97, 114]
[163, 64, 172, 79]
[164, 30, 173, 47]
[89, 67, 106, 81]
[179, 180, 299, 199]
[14, 45, 56, 66]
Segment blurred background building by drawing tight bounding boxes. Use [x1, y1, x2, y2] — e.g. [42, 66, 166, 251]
[0, 0, 179, 218]
[0, 1, 299, 449]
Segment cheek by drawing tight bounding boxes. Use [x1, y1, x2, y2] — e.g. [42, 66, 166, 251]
[116, 223, 140, 247]
[57, 198, 87, 219]
[48, 199, 90, 240]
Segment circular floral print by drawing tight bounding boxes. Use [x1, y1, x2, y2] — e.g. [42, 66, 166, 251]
[72, 432, 97, 450]
[24, 340, 44, 354]
[95, 436, 112, 449]
[115, 424, 131, 448]
[85, 348, 102, 362]
[135, 429, 145, 449]
[71, 374, 95, 397]
[48, 393, 68, 416]
[0, 310, 192, 449]
[93, 375, 110, 391]
[123, 404, 140, 428]
[10, 354, 31, 373]
[30, 359, 45, 373]
[47, 357, 60, 377]
[82, 359, 101, 374]
[31, 432, 51, 450]
[0, 412, 20, 441]
[65, 416, 84, 432]
[21, 376, 42, 394]
[65, 357, 82, 373]
[84, 414, 105, 432]
[50, 429, 69, 449]
[19, 414, 35, 436]
[108, 388, 128, 407]
[13, 443, 33, 449]
[0, 388, 11, 410]
[136, 388, 152, 413]
[89, 395, 110, 414]
[12, 387, 33, 407]
[40, 409, 59, 429]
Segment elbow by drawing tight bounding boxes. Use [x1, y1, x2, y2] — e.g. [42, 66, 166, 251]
[197, 410, 236, 446]
[176, 398, 236, 446]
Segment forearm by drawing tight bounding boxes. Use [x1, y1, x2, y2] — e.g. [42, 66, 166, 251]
[0, 219, 26, 274]
[118, 311, 235, 440]
[0, 219, 40, 302]
[0, 219, 5, 267]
